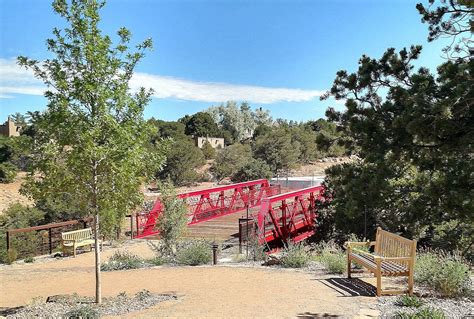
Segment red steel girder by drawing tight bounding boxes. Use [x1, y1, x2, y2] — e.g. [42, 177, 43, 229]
[134, 179, 280, 238]
[257, 185, 325, 245]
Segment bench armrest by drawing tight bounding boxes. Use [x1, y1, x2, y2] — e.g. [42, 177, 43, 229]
[345, 241, 375, 249]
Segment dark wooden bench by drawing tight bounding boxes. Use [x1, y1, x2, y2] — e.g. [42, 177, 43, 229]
[346, 227, 417, 296]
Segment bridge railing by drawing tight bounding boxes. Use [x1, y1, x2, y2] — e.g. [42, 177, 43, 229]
[257, 185, 325, 245]
[134, 179, 281, 238]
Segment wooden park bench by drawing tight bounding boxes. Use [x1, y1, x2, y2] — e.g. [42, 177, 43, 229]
[61, 228, 99, 257]
[346, 227, 417, 296]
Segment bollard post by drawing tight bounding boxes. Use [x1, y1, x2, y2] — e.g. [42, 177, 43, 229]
[212, 242, 218, 265]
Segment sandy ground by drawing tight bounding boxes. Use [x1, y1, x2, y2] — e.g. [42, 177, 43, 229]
[0, 241, 377, 318]
[0, 172, 33, 213]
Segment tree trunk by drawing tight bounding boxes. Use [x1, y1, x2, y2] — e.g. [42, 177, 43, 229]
[94, 213, 102, 304]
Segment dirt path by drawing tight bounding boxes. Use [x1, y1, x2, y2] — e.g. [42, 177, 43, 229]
[0, 241, 375, 318]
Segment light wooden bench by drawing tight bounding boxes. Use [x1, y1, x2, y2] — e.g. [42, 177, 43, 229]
[61, 228, 98, 257]
[346, 227, 417, 296]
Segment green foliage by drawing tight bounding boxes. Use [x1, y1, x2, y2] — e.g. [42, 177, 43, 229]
[24, 256, 35, 263]
[18, 0, 163, 239]
[313, 241, 346, 274]
[0, 203, 45, 237]
[415, 251, 471, 298]
[231, 158, 272, 183]
[280, 243, 310, 268]
[0, 162, 18, 183]
[175, 239, 212, 266]
[179, 112, 220, 137]
[396, 295, 424, 308]
[395, 307, 445, 319]
[201, 141, 216, 160]
[431, 220, 473, 262]
[253, 128, 300, 173]
[320, 43, 473, 247]
[65, 305, 99, 319]
[146, 256, 166, 266]
[100, 251, 146, 271]
[155, 182, 189, 255]
[159, 138, 205, 186]
[148, 118, 186, 140]
[6, 249, 18, 265]
[211, 143, 252, 181]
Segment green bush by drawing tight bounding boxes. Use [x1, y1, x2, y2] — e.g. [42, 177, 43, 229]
[176, 239, 212, 266]
[101, 251, 146, 271]
[65, 305, 99, 319]
[395, 307, 445, 319]
[281, 243, 310, 268]
[231, 158, 272, 183]
[396, 295, 424, 308]
[201, 141, 216, 159]
[314, 241, 346, 274]
[415, 251, 471, 298]
[146, 256, 166, 266]
[24, 256, 35, 263]
[0, 162, 17, 183]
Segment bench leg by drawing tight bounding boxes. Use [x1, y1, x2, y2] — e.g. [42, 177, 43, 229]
[408, 270, 414, 296]
[347, 257, 351, 279]
[375, 259, 382, 297]
[73, 245, 76, 258]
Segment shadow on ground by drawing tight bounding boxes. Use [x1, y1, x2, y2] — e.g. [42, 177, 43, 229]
[317, 278, 376, 297]
[0, 306, 24, 316]
[296, 312, 340, 318]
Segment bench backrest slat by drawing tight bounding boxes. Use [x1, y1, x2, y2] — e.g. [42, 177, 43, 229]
[374, 227, 416, 268]
[62, 228, 93, 241]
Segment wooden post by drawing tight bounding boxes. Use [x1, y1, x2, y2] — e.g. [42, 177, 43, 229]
[130, 214, 134, 240]
[408, 239, 417, 295]
[6, 230, 10, 252]
[48, 228, 53, 254]
[347, 244, 352, 279]
[375, 256, 382, 296]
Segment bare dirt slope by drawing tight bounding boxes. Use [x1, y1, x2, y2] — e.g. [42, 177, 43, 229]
[0, 172, 33, 213]
[0, 241, 373, 318]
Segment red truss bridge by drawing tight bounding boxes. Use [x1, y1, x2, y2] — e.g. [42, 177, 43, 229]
[134, 179, 281, 238]
[257, 185, 325, 245]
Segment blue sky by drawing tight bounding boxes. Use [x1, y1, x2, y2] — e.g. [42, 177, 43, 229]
[0, 0, 448, 122]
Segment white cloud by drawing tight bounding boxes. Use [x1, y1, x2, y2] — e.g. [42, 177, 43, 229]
[0, 58, 325, 104]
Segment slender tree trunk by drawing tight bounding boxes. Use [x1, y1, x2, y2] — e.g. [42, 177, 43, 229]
[92, 159, 102, 304]
[94, 213, 101, 304]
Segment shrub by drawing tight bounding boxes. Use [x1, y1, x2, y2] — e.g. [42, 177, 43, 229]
[101, 251, 146, 271]
[396, 295, 424, 308]
[146, 256, 166, 266]
[6, 249, 18, 265]
[65, 305, 99, 319]
[395, 307, 445, 319]
[415, 251, 471, 298]
[231, 158, 272, 183]
[155, 182, 188, 255]
[281, 243, 310, 268]
[314, 241, 346, 274]
[201, 141, 216, 159]
[0, 162, 17, 183]
[176, 239, 212, 266]
[24, 256, 35, 263]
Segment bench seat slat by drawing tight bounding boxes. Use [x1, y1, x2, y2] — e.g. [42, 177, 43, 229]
[350, 253, 408, 275]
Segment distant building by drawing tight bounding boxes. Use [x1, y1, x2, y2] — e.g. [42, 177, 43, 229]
[195, 137, 225, 149]
[0, 117, 21, 137]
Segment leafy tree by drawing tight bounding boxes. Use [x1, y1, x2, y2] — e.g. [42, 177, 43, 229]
[10, 113, 27, 127]
[201, 140, 216, 159]
[290, 126, 318, 163]
[211, 143, 252, 181]
[155, 182, 188, 255]
[231, 158, 272, 183]
[17, 0, 163, 303]
[148, 118, 186, 139]
[179, 112, 220, 137]
[207, 101, 260, 142]
[158, 138, 205, 186]
[253, 128, 300, 174]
